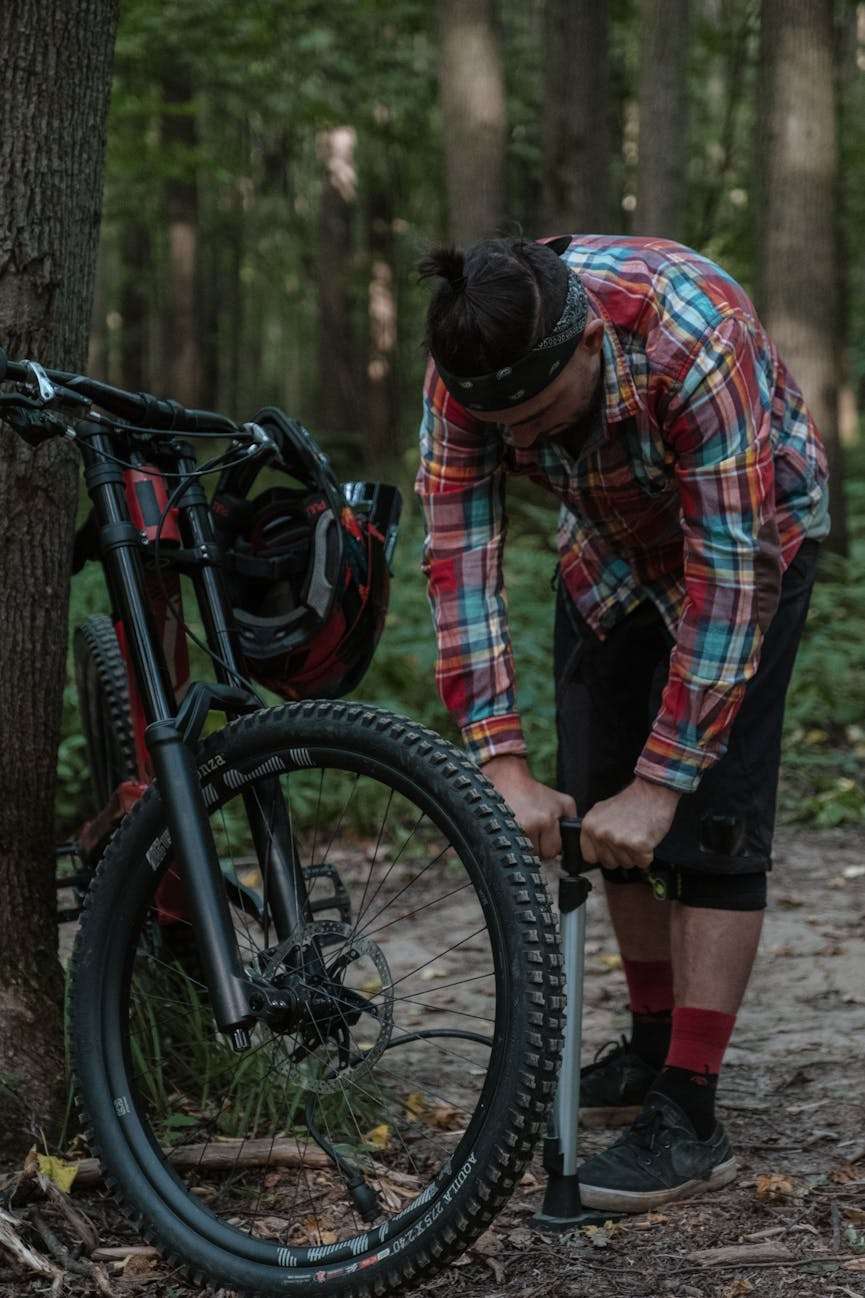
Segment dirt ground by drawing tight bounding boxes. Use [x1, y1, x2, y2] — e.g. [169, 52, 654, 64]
[2, 825, 864, 1298]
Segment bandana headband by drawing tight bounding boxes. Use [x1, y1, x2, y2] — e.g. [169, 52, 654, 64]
[435, 267, 588, 413]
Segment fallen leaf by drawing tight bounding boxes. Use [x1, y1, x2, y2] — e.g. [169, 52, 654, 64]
[121, 1254, 156, 1276]
[481, 1254, 506, 1283]
[722, 1280, 753, 1298]
[36, 1155, 77, 1194]
[770, 945, 795, 958]
[582, 1226, 611, 1248]
[582, 1220, 624, 1248]
[775, 896, 804, 909]
[843, 1207, 865, 1225]
[755, 1173, 795, 1202]
[844, 1258, 865, 1271]
[597, 953, 622, 972]
[832, 1164, 862, 1184]
[300, 1219, 336, 1246]
[817, 942, 847, 957]
[364, 1124, 391, 1150]
[508, 1227, 534, 1248]
[403, 1092, 462, 1130]
[843, 865, 865, 880]
[631, 1212, 669, 1230]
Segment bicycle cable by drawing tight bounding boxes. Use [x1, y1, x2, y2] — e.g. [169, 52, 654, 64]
[150, 449, 267, 707]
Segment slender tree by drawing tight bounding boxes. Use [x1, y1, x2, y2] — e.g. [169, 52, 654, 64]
[0, 0, 119, 1157]
[542, 1, 610, 234]
[317, 126, 360, 434]
[757, 0, 847, 554]
[440, 0, 507, 244]
[366, 181, 399, 468]
[636, 0, 690, 240]
[161, 60, 201, 406]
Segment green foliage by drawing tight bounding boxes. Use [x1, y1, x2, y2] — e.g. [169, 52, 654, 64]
[778, 449, 865, 825]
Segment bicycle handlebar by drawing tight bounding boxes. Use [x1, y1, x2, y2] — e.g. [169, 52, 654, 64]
[0, 346, 239, 436]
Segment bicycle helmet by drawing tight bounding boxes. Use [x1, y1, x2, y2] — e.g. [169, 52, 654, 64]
[211, 408, 401, 700]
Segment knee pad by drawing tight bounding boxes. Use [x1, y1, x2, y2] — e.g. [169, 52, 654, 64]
[671, 867, 767, 912]
[600, 864, 767, 911]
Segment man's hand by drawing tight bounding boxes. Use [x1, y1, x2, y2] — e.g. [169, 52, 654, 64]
[581, 777, 681, 870]
[482, 755, 576, 860]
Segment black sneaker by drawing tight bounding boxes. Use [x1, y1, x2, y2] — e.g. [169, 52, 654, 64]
[578, 1091, 738, 1212]
[579, 1038, 659, 1128]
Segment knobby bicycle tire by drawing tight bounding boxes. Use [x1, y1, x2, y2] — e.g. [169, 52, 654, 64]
[71, 701, 563, 1297]
[73, 614, 137, 810]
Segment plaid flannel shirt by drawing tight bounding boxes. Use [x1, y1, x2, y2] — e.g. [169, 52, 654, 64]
[415, 237, 829, 794]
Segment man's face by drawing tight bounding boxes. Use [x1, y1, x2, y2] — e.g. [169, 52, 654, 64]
[472, 316, 605, 450]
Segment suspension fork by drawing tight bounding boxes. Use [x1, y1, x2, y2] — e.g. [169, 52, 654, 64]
[78, 422, 253, 1042]
[173, 446, 310, 943]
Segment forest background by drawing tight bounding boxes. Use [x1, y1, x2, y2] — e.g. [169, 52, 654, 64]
[56, 0, 865, 839]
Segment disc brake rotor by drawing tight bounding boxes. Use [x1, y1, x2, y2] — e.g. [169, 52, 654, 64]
[261, 920, 394, 1094]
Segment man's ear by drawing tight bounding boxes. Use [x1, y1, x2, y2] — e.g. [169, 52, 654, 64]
[582, 317, 604, 355]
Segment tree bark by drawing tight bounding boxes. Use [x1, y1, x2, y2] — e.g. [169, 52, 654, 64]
[636, 0, 690, 240]
[440, 0, 506, 245]
[542, 1, 610, 234]
[0, 0, 119, 1158]
[316, 126, 359, 433]
[757, 0, 847, 555]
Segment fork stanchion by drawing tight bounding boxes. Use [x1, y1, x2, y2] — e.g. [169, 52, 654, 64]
[533, 817, 617, 1230]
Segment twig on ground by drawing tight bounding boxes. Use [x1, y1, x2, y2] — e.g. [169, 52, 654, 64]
[686, 1242, 792, 1265]
[92, 1245, 160, 1262]
[73, 1136, 330, 1187]
[0, 1206, 64, 1284]
[664, 1251, 860, 1280]
[37, 1172, 99, 1253]
[30, 1207, 115, 1296]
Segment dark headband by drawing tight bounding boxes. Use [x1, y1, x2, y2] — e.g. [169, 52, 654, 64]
[435, 252, 588, 413]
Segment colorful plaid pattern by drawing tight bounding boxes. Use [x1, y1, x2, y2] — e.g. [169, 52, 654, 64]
[415, 237, 829, 793]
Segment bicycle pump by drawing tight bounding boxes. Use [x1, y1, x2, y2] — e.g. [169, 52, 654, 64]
[534, 816, 614, 1229]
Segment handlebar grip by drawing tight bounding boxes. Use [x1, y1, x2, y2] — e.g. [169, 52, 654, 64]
[0, 348, 26, 384]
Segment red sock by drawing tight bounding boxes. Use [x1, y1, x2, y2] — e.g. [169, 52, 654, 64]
[665, 1006, 736, 1076]
[621, 958, 674, 1014]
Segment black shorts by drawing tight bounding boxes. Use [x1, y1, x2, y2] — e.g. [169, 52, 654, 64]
[554, 539, 819, 874]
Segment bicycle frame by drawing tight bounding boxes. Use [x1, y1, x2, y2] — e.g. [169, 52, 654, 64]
[76, 417, 308, 1045]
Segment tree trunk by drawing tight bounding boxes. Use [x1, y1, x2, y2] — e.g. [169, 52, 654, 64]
[316, 126, 359, 433]
[542, 1, 610, 234]
[834, 0, 860, 448]
[0, 0, 118, 1159]
[120, 222, 151, 392]
[757, 0, 847, 555]
[440, 0, 506, 245]
[161, 63, 200, 406]
[366, 185, 399, 470]
[636, 0, 690, 240]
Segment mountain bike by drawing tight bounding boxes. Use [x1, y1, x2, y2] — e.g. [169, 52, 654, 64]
[0, 351, 563, 1297]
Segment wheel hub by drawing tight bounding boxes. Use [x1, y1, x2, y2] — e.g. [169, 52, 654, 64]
[256, 920, 395, 1093]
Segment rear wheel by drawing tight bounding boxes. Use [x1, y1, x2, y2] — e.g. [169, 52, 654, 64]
[73, 614, 137, 809]
[71, 701, 562, 1296]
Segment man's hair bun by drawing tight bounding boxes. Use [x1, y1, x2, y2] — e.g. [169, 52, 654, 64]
[418, 246, 466, 291]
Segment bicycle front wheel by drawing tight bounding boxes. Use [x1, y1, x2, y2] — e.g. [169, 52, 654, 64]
[71, 701, 562, 1297]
